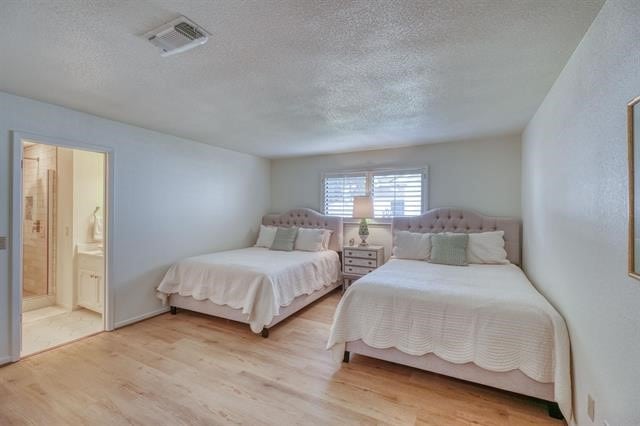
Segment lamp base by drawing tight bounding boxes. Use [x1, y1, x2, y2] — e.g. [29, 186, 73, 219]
[358, 218, 369, 247]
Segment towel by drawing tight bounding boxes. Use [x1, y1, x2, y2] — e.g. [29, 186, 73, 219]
[93, 213, 103, 242]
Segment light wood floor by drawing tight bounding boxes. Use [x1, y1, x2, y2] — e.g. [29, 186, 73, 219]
[0, 291, 563, 425]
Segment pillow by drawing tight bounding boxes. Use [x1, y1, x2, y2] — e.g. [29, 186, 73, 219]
[392, 231, 431, 260]
[270, 227, 298, 251]
[255, 225, 277, 248]
[430, 233, 468, 266]
[295, 228, 325, 252]
[467, 231, 509, 264]
[321, 229, 333, 250]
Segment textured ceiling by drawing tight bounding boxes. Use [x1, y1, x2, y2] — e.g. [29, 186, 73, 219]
[0, 0, 603, 158]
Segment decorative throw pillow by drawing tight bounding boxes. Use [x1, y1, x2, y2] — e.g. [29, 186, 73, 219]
[430, 233, 469, 266]
[295, 228, 325, 252]
[467, 231, 509, 264]
[255, 225, 277, 248]
[270, 227, 298, 251]
[393, 231, 431, 260]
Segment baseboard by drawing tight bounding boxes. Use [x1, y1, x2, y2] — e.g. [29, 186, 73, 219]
[114, 306, 170, 329]
[0, 355, 13, 366]
[22, 294, 55, 312]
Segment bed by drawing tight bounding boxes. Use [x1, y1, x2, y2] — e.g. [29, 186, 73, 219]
[327, 208, 572, 421]
[158, 209, 343, 337]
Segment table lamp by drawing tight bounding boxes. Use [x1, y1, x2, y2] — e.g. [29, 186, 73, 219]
[353, 195, 374, 246]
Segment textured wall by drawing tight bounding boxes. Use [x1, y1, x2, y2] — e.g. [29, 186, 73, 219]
[0, 91, 271, 363]
[271, 134, 521, 257]
[522, 1, 640, 424]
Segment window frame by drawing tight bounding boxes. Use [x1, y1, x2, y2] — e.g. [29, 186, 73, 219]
[320, 167, 429, 223]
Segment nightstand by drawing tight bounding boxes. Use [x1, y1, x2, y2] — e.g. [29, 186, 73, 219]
[342, 245, 385, 291]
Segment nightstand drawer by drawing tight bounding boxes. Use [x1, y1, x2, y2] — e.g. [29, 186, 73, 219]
[344, 257, 376, 267]
[344, 249, 377, 259]
[344, 265, 375, 275]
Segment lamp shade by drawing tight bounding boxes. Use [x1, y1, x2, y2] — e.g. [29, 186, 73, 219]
[353, 195, 374, 219]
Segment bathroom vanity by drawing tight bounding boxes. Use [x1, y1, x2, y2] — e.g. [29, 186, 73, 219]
[77, 246, 104, 314]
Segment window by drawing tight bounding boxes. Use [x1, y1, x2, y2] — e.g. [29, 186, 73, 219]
[322, 173, 367, 217]
[322, 168, 427, 218]
[372, 171, 424, 218]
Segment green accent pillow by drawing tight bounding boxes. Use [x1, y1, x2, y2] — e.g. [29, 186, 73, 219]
[269, 227, 298, 251]
[430, 233, 469, 266]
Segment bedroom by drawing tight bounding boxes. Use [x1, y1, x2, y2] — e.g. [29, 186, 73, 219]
[0, 1, 638, 425]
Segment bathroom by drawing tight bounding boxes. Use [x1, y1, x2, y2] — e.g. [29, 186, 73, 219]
[21, 140, 106, 356]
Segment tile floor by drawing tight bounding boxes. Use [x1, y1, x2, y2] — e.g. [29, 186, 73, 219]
[22, 306, 103, 356]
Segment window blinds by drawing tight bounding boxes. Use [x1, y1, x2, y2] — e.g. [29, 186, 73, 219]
[322, 169, 426, 218]
[322, 173, 367, 217]
[371, 171, 424, 218]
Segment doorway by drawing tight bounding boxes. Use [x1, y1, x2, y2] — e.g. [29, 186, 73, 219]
[13, 135, 111, 358]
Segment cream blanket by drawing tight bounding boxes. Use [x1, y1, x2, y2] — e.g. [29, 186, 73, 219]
[157, 247, 340, 333]
[327, 259, 572, 420]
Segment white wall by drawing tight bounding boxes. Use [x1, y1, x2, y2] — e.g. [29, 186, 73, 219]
[522, 1, 640, 425]
[271, 134, 521, 257]
[0, 91, 271, 363]
[73, 149, 104, 246]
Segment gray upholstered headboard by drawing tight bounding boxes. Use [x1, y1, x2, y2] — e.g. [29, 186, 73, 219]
[392, 208, 521, 265]
[262, 208, 343, 252]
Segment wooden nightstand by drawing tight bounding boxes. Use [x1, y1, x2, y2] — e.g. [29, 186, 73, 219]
[342, 245, 385, 291]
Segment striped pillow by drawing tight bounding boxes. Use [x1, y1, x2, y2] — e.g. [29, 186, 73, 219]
[429, 233, 468, 266]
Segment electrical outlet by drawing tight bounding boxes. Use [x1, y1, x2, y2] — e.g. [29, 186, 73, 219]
[588, 394, 596, 422]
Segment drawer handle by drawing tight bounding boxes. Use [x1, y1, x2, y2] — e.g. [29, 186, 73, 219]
[368, 253, 373, 257]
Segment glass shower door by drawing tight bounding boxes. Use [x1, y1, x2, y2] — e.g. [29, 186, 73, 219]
[22, 145, 56, 306]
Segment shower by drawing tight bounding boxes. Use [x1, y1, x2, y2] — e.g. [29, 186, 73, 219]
[21, 143, 56, 311]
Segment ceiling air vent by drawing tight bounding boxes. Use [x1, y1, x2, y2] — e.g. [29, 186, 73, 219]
[146, 16, 210, 57]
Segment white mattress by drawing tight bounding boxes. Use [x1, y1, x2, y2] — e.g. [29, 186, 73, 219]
[327, 259, 572, 420]
[157, 247, 340, 333]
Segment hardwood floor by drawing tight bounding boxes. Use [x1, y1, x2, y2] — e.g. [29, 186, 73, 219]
[0, 291, 563, 425]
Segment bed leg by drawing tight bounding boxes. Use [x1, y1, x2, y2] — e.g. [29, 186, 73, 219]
[343, 350, 350, 363]
[547, 402, 563, 420]
[261, 328, 269, 338]
[170, 306, 177, 315]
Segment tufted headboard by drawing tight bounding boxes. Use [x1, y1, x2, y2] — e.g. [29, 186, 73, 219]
[392, 208, 521, 265]
[262, 208, 343, 252]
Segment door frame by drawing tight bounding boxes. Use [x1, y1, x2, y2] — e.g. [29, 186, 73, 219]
[10, 131, 116, 361]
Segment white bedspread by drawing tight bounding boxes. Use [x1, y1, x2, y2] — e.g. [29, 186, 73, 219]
[327, 259, 572, 420]
[157, 247, 340, 333]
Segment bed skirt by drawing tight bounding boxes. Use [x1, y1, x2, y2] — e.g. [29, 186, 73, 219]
[345, 340, 555, 402]
[169, 280, 342, 332]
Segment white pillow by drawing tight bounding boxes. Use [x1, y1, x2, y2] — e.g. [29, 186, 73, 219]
[393, 231, 431, 260]
[321, 229, 333, 250]
[295, 228, 326, 252]
[466, 231, 509, 264]
[255, 225, 277, 248]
